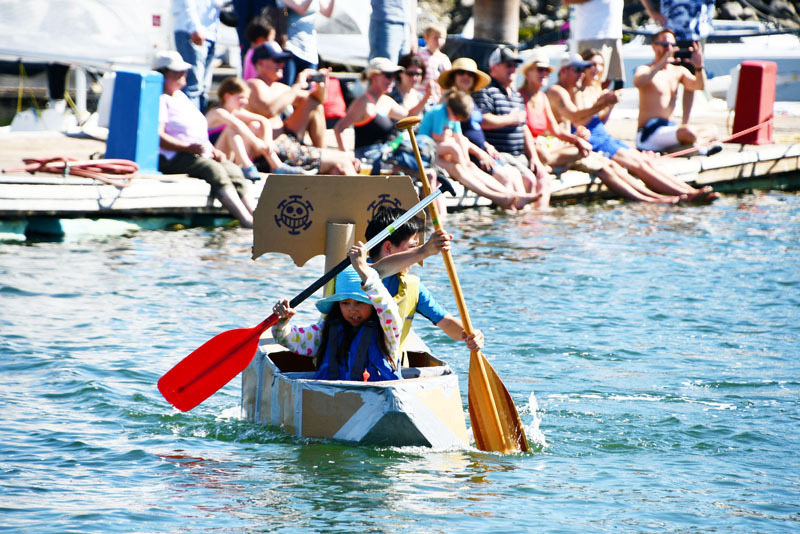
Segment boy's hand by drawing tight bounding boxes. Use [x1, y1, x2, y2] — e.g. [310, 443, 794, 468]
[463, 329, 484, 351]
[421, 229, 452, 257]
[273, 299, 295, 321]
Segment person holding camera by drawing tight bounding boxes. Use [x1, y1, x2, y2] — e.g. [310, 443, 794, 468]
[640, 0, 716, 124]
[633, 28, 720, 156]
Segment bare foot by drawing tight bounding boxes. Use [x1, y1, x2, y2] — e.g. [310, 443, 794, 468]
[514, 191, 542, 210]
[680, 186, 714, 203]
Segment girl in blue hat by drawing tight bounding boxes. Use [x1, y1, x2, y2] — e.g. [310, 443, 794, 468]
[271, 242, 403, 381]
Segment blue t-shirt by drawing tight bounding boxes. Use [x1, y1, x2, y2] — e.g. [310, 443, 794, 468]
[382, 274, 448, 325]
[418, 104, 462, 138]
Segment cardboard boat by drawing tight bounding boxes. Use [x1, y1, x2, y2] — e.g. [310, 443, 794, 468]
[241, 337, 470, 448]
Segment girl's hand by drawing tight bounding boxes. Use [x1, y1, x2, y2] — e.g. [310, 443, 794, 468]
[273, 299, 295, 321]
[348, 241, 370, 282]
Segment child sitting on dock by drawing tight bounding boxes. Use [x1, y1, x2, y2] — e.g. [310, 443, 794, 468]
[272, 242, 403, 382]
[205, 77, 305, 179]
[366, 207, 483, 357]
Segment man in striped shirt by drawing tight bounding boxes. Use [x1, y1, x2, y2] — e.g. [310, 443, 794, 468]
[474, 46, 553, 209]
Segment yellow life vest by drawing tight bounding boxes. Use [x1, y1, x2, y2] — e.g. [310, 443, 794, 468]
[393, 272, 420, 352]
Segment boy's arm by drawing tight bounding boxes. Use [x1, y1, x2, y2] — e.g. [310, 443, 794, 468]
[371, 230, 451, 279]
[436, 316, 485, 351]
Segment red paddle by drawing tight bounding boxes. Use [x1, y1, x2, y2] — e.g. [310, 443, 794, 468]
[158, 177, 456, 411]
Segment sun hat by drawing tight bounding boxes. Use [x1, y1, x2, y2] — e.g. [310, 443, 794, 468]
[488, 46, 523, 68]
[152, 50, 191, 72]
[364, 57, 403, 78]
[521, 49, 555, 75]
[558, 52, 592, 71]
[438, 57, 491, 92]
[251, 40, 292, 63]
[316, 266, 371, 314]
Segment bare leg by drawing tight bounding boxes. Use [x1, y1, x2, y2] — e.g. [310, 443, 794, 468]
[437, 159, 539, 209]
[613, 149, 701, 196]
[682, 88, 694, 125]
[216, 185, 254, 228]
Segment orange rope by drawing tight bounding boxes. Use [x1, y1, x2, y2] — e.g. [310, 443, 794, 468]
[2, 157, 139, 188]
[659, 113, 781, 159]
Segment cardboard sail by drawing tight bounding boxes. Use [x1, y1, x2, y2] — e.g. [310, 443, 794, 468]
[253, 175, 422, 266]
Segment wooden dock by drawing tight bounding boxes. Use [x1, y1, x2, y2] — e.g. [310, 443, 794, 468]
[1, 107, 799, 240]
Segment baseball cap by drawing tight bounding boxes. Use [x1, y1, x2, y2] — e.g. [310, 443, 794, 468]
[152, 50, 191, 72]
[558, 52, 592, 71]
[488, 46, 523, 67]
[251, 41, 292, 64]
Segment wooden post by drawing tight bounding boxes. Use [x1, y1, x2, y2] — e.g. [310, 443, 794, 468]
[473, 0, 520, 45]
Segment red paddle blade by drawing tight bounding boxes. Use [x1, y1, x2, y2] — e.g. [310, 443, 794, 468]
[158, 316, 277, 411]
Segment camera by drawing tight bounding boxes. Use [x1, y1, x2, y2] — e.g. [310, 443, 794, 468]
[674, 41, 693, 61]
[612, 79, 624, 91]
[308, 72, 325, 83]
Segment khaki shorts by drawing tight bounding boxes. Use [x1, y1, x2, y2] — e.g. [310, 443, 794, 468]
[577, 38, 625, 83]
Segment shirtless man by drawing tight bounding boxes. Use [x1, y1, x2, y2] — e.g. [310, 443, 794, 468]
[633, 28, 720, 154]
[246, 41, 358, 174]
[547, 52, 715, 202]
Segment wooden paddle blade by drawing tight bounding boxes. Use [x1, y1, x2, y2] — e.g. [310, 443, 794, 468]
[468, 351, 530, 453]
[158, 316, 276, 411]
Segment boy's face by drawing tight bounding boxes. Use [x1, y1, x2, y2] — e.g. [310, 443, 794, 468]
[425, 31, 445, 51]
[380, 233, 420, 273]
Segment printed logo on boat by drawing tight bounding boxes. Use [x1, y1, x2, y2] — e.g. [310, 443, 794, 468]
[367, 194, 402, 218]
[275, 195, 313, 235]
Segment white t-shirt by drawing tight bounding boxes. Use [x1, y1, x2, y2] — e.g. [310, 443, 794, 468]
[572, 0, 624, 41]
[158, 90, 213, 160]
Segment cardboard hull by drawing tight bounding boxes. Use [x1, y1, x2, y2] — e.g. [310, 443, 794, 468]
[242, 340, 470, 448]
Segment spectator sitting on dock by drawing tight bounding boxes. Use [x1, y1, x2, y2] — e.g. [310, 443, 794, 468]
[418, 89, 541, 210]
[246, 41, 359, 174]
[439, 57, 529, 205]
[390, 53, 433, 117]
[633, 28, 720, 155]
[154, 52, 255, 228]
[365, 206, 483, 360]
[205, 77, 307, 178]
[547, 51, 717, 202]
[473, 46, 553, 210]
[246, 41, 326, 148]
[518, 50, 679, 203]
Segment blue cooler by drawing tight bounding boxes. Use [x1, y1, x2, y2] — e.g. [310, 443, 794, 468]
[106, 71, 163, 173]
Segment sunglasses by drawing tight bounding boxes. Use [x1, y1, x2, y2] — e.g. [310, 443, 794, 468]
[535, 66, 551, 73]
[654, 41, 674, 47]
[502, 61, 519, 69]
[454, 69, 476, 77]
[404, 70, 423, 77]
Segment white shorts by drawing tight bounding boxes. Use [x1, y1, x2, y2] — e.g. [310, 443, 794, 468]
[636, 119, 680, 152]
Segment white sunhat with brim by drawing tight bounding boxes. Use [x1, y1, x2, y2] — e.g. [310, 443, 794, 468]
[316, 266, 372, 314]
[521, 49, 555, 76]
[152, 50, 191, 72]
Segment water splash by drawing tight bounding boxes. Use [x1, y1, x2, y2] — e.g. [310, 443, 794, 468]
[524, 392, 547, 449]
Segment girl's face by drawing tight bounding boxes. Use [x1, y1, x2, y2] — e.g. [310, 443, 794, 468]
[454, 70, 476, 92]
[399, 67, 422, 90]
[586, 55, 604, 82]
[223, 89, 249, 110]
[339, 299, 374, 327]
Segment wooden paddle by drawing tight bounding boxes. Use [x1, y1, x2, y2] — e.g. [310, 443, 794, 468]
[396, 116, 530, 453]
[158, 177, 456, 412]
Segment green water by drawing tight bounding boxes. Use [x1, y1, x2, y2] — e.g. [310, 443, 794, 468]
[1, 193, 799, 532]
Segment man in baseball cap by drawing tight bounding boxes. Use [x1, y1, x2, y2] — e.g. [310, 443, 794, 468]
[487, 45, 523, 69]
[557, 52, 593, 72]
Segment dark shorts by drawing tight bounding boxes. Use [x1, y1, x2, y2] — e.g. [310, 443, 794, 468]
[159, 153, 248, 196]
[274, 133, 322, 171]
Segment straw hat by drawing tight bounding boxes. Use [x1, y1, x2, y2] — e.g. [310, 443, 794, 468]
[316, 266, 371, 314]
[521, 49, 555, 76]
[438, 57, 491, 92]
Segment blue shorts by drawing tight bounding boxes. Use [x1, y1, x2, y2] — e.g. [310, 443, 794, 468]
[585, 116, 629, 158]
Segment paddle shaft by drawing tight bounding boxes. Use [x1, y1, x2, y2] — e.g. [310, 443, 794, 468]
[398, 119, 518, 452]
[170, 177, 456, 397]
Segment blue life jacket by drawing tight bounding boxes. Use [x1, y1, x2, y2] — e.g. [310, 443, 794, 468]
[314, 319, 401, 382]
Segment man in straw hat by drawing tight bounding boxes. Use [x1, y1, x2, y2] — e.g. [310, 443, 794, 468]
[473, 46, 553, 209]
